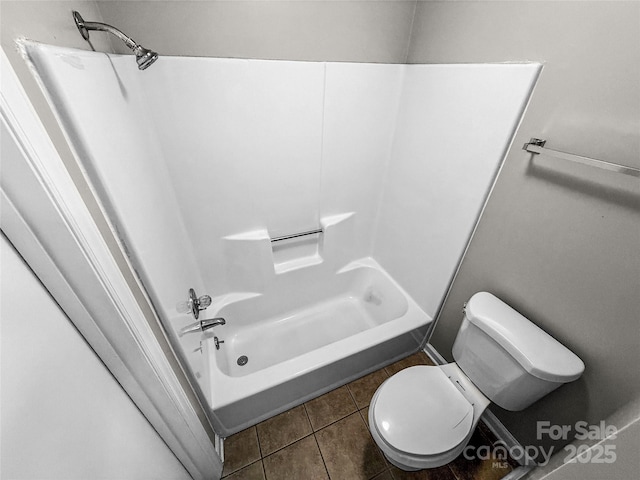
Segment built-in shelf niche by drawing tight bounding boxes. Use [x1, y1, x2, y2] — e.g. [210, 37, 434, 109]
[271, 234, 323, 274]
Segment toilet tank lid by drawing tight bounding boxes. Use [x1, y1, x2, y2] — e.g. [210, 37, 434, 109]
[465, 292, 585, 382]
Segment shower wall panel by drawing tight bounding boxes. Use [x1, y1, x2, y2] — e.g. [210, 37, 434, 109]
[373, 64, 541, 318]
[320, 63, 404, 257]
[24, 45, 407, 387]
[21, 45, 215, 395]
[24, 43, 539, 415]
[142, 60, 406, 295]
[23, 44, 206, 320]
[142, 58, 327, 293]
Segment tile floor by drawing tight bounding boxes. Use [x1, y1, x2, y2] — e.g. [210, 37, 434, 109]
[221, 352, 519, 480]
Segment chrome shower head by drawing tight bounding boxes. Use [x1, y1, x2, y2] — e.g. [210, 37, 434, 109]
[135, 46, 158, 70]
[72, 10, 158, 71]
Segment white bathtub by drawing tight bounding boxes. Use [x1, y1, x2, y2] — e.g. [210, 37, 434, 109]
[201, 258, 431, 436]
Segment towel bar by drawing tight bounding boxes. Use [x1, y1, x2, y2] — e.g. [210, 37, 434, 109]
[270, 228, 322, 243]
[523, 138, 640, 178]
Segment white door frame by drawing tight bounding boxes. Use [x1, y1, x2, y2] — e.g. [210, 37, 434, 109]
[0, 49, 222, 480]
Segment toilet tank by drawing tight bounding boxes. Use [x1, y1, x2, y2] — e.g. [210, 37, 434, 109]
[452, 292, 584, 411]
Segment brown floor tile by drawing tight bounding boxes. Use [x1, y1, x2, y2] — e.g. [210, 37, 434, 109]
[316, 412, 387, 480]
[222, 427, 261, 476]
[372, 470, 394, 480]
[359, 406, 370, 427]
[347, 368, 389, 409]
[305, 385, 357, 431]
[222, 460, 265, 480]
[359, 405, 393, 469]
[474, 423, 520, 468]
[448, 430, 513, 480]
[385, 352, 435, 376]
[263, 436, 329, 480]
[389, 465, 457, 480]
[477, 421, 498, 445]
[256, 404, 313, 456]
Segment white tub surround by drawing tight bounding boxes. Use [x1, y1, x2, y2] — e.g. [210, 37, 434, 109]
[194, 213, 430, 434]
[21, 41, 540, 436]
[222, 212, 356, 290]
[374, 65, 541, 318]
[205, 258, 430, 435]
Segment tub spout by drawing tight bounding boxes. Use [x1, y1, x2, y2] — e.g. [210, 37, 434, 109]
[179, 317, 226, 336]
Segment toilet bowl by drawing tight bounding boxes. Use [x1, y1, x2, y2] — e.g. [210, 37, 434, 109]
[368, 292, 584, 471]
[368, 363, 490, 470]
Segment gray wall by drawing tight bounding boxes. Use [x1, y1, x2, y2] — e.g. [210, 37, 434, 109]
[1, 1, 113, 204]
[1, 233, 190, 480]
[529, 397, 640, 480]
[0, 0, 218, 445]
[409, 1, 640, 452]
[96, 0, 416, 62]
[4, 0, 639, 459]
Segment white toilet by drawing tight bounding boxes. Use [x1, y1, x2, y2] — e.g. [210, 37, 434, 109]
[368, 292, 584, 471]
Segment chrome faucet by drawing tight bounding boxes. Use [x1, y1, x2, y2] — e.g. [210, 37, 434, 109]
[179, 317, 226, 336]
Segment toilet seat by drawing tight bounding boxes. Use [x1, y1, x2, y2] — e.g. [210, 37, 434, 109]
[371, 366, 474, 456]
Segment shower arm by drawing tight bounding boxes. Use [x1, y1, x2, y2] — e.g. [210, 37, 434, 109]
[74, 11, 140, 53]
[82, 21, 139, 51]
[72, 11, 158, 70]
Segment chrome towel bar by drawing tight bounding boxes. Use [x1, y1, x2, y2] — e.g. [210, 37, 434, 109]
[523, 138, 640, 178]
[270, 228, 322, 243]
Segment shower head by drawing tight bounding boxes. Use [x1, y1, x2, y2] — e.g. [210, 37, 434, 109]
[135, 46, 159, 71]
[72, 10, 158, 70]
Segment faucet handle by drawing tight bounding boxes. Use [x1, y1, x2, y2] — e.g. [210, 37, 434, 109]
[177, 288, 212, 319]
[198, 295, 212, 309]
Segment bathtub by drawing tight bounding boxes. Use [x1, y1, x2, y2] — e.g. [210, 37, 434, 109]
[201, 257, 431, 436]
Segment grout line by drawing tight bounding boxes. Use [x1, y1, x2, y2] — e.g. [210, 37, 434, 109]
[256, 352, 516, 480]
[312, 414, 357, 433]
[358, 408, 369, 426]
[254, 359, 411, 470]
[254, 425, 264, 460]
[301, 401, 312, 429]
[221, 427, 261, 478]
[222, 458, 264, 480]
[256, 404, 316, 459]
[476, 423, 520, 472]
[374, 467, 393, 480]
[312, 431, 332, 479]
[258, 399, 368, 459]
[261, 431, 316, 459]
[316, 409, 360, 434]
[477, 421, 498, 446]
[358, 409, 390, 473]
[447, 464, 463, 480]
[303, 388, 358, 432]
[257, 405, 315, 458]
[345, 382, 359, 409]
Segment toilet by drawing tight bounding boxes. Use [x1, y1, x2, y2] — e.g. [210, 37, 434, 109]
[368, 292, 584, 471]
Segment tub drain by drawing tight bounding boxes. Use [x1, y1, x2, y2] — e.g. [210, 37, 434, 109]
[237, 355, 248, 366]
